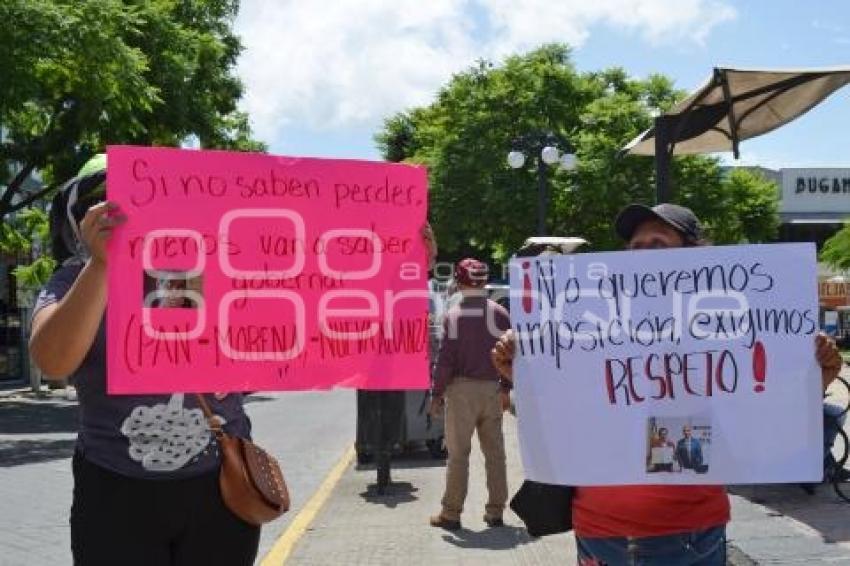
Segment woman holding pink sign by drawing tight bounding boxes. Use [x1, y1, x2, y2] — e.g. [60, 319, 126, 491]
[29, 155, 260, 566]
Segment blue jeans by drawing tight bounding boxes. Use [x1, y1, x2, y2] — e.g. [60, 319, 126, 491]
[576, 525, 726, 565]
[824, 402, 848, 478]
[825, 403, 847, 450]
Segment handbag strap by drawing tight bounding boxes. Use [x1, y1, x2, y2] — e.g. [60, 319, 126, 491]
[195, 394, 223, 434]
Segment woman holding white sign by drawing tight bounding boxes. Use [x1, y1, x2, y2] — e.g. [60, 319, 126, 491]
[492, 203, 843, 565]
[29, 155, 261, 566]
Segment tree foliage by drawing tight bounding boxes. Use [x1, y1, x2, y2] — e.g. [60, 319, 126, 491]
[0, 0, 263, 218]
[706, 169, 780, 244]
[376, 44, 780, 262]
[821, 222, 850, 272]
[0, 208, 55, 290]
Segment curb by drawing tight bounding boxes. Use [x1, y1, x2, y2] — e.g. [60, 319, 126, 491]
[0, 386, 76, 402]
[728, 543, 758, 565]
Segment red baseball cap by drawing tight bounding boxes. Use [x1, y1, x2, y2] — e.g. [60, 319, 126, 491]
[454, 258, 488, 287]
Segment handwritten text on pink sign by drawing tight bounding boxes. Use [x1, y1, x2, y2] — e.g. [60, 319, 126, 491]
[106, 146, 430, 394]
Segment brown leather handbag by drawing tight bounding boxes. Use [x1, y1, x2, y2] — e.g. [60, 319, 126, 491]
[196, 394, 290, 525]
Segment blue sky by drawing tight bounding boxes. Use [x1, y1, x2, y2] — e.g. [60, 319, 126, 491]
[235, 0, 850, 169]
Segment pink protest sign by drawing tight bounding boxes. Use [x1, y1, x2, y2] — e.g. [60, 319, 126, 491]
[105, 146, 430, 394]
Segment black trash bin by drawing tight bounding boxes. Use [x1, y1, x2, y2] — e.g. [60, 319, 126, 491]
[355, 390, 405, 492]
[402, 388, 446, 459]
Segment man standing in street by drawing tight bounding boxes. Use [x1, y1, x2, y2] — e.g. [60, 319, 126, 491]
[429, 258, 511, 531]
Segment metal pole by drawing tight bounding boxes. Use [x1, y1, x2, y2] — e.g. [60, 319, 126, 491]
[537, 157, 547, 236]
[654, 116, 671, 204]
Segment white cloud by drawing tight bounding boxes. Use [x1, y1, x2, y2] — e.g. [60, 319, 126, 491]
[718, 149, 842, 171]
[235, 0, 736, 144]
[718, 151, 784, 170]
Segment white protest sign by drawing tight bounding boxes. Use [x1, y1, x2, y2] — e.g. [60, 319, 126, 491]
[511, 243, 822, 485]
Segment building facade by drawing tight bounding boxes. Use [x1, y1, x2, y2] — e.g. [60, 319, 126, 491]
[778, 168, 850, 248]
[767, 167, 850, 342]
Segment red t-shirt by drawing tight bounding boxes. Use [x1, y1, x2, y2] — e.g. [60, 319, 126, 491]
[572, 485, 730, 538]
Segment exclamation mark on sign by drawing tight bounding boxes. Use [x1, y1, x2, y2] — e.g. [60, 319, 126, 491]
[522, 261, 533, 314]
[752, 340, 767, 393]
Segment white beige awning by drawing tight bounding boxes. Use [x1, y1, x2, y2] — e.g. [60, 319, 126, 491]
[623, 67, 850, 157]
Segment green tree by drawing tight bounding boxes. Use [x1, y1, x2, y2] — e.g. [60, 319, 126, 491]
[702, 169, 780, 244]
[0, 208, 55, 295]
[821, 222, 850, 271]
[375, 44, 780, 261]
[0, 0, 263, 219]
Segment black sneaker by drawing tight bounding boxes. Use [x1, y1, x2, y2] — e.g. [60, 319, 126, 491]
[483, 515, 504, 528]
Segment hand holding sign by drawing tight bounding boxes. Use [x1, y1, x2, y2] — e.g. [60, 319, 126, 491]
[816, 332, 842, 391]
[491, 329, 516, 382]
[80, 202, 126, 265]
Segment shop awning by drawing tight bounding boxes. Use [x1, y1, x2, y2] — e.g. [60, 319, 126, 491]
[782, 211, 847, 224]
[620, 66, 850, 202]
[623, 67, 850, 157]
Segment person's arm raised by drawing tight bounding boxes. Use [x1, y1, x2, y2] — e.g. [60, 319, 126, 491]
[29, 202, 125, 379]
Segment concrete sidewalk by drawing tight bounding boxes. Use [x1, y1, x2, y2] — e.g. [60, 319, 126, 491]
[283, 415, 575, 565]
[725, 378, 850, 564]
[282, 398, 850, 565]
[7, 382, 848, 565]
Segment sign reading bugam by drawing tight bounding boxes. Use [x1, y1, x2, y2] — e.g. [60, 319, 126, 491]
[782, 168, 850, 213]
[796, 176, 850, 194]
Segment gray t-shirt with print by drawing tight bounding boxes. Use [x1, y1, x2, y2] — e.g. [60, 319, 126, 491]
[35, 264, 252, 480]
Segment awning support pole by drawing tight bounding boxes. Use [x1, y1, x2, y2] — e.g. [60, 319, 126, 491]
[655, 115, 672, 203]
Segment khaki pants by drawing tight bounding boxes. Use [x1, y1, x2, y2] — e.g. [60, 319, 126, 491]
[440, 378, 507, 521]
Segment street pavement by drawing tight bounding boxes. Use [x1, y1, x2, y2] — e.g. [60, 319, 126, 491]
[281, 378, 850, 565]
[1, 379, 849, 565]
[240, 390, 356, 558]
[0, 393, 76, 565]
[0, 388, 355, 566]
[282, 410, 576, 565]
[724, 376, 850, 564]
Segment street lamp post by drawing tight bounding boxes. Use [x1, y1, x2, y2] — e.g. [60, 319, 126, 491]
[507, 132, 576, 236]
